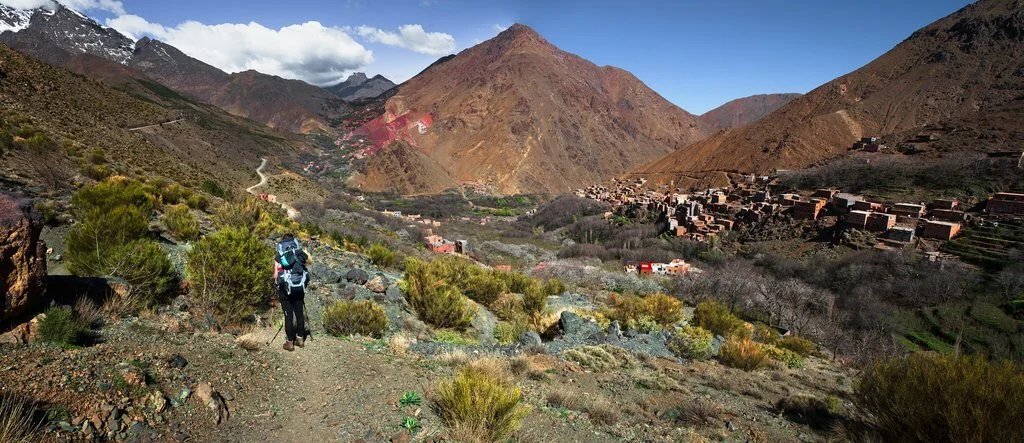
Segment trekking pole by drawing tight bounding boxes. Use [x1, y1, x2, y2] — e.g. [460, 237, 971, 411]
[267, 324, 283, 346]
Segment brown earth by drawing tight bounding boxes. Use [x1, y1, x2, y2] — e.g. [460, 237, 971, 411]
[633, 0, 1024, 183]
[348, 24, 710, 196]
[699, 93, 802, 131]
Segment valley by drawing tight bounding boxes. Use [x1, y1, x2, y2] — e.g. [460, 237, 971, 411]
[1, 0, 1023, 442]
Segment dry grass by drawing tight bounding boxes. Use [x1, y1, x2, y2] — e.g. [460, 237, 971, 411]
[435, 349, 471, 367]
[545, 390, 619, 426]
[0, 394, 40, 443]
[586, 398, 620, 425]
[100, 287, 142, 319]
[434, 365, 531, 442]
[670, 397, 724, 427]
[562, 345, 633, 372]
[467, 357, 512, 382]
[73, 297, 104, 327]
[388, 333, 412, 357]
[508, 356, 531, 377]
[235, 332, 262, 351]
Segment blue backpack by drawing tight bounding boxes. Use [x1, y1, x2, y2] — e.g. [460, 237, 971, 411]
[277, 239, 307, 295]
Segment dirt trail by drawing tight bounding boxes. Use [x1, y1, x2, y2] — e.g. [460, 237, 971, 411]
[246, 158, 300, 219]
[219, 327, 438, 442]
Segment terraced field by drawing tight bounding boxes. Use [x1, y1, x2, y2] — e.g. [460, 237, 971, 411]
[942, 220, 1024, 268]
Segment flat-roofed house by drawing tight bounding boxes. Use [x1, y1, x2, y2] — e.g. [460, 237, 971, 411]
[922, 220, 962, 240]
[988, 192, 1024, 215]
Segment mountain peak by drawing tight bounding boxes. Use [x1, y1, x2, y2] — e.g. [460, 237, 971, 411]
[492, 23, 550, 49]
[345, 72, 369, 85]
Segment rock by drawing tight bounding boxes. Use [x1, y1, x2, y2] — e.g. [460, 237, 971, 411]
[0, 322, 30, 345]
[168, 354, 188, 369]
[125, 421, 154, 443]
[559, 311, 603, 339]
[711, 335, 727, 356]
[607, 321, 623, 341]
[345, 268, 369, 285]
[517, 330, 542, 347]
[194, 382, 229, 425]
[365, 275, 388, 293]
[384, 285, 403, 302]
[149, 391, 168, 413]
[0, 193, 47, 324]
[171, 388, 191, 407]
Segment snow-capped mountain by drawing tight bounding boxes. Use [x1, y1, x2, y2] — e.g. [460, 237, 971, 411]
[0, 4, 134, 63]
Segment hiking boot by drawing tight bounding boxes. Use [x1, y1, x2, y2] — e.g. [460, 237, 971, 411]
[283, 341, 294, 352]
[294, 337, 305, 348]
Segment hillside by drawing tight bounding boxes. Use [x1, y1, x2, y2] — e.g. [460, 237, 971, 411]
[699, 93, 801, 131]
[0, 42, 307, 195]
[0, 5, 349, 134]
[633, 0, 1024, 183]
[326, 72, 396, 101]
[345, 24, 710, 195]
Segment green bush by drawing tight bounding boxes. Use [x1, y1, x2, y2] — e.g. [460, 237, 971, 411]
[494, 321, 527, 345]
[521, 281, 547, 317]
[607, 293, 684, 329]
[37, 307, 90, 348]
[752, 323, 780, 345]
[201, 179, 230, 199]
[322, 300, 388, 338]
[163, 204, 200, 241]
[367, 243, 397, 269]
[404, 258, 476, 329]
[856, 353, 1024, 443]
[693, 300, 746, 338]
[778, 336, 815, 357]
[66, 206, 175, 301]
[213, 198, 264, 231]
[71, 179, 153, 214]
[718, 337, 769, 371]
[434, 365, 530, 442]
[543, 278, 566, 296]
[668, 326, 714, 360]
[81, 163, 112, 181]
[764, 345, 805, 369]
[186, 228, 273, 322]
[433, 330, 479, 346]
[464, 272, 508, 306]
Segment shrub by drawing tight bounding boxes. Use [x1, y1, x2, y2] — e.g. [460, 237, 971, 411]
[563, 345, 623, 372]
[186, 228, 273, 322]
[607, 293, 684, 329]
[213, 198, 264, 232]
[37, 307, 90, 348]
[66, 209, 175, 302]
[0, 394, 40, 443]
[521, 281, 547, 317]
[494, 321, 527, 345]
[693, 300, 746, 337]
[718, 337, 769, 371]
[71, 179, 153, 214]
[322, 300, 389, 338]
[201, 179, 230, 199]
[464, 272, 508, 306]
[856, 353, 1024, 443]
[668, 326, 714, 360]
[778, 336, 815, 357]
[367, 243, 398, 269]
[404, 258, 476, 330]
[764, 345, 804, 369]
[543, 278, 566, 296]
[163, 204, 200, 241]
[752, 323, 780, 345]
[434, 365, 530, 442]
[667, 397, 724, 427]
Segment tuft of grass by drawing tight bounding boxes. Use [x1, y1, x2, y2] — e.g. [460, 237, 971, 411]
[718, 337, 769, 371]
[493, 321, 526, 345]
[37, 307, 90, 348]
[434, 365, 531, 442]
[433, 330, 479, 346]
[856, 353, 1024, 443]
[667, 397, 723, 427]
[322, 300, 389, 338]
[0, 394, 40, 443]
[562, 346, 623, 372]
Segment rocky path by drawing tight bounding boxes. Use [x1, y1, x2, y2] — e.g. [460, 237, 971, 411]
[217, 327, 441, 442]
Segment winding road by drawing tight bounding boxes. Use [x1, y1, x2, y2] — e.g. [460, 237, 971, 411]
[247, 158, 300, 219]
[127, 118, 185, 132]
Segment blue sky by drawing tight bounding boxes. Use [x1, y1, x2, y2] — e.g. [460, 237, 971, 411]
[44, 0, 973, 114]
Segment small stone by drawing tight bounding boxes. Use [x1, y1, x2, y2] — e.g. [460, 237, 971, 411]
[168, 354, 188, 369]
[72, 416, 85, 427]
[345, 268, 369, 285]
[365, 275, 388, 293]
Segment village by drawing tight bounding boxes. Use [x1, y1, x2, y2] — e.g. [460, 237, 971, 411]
[576, 172, 1024, 250]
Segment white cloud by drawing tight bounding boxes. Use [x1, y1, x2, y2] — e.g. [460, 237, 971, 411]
[355, 24, 455, 56]
[492, 23, 508, 33]
[106, 15, 374, 86]
[0, 0, 124, 15]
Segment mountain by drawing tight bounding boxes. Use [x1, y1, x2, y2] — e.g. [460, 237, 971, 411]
[327, 72, 396, 101]
[345, 24, 710, 195]
[0, 41, 309, 195]
[0, 4, 349, 134]
[699, 93, 802, 131]
[632, 0, 1024, 185]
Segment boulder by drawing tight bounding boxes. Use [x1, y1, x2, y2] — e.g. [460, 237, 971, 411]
[365, 275, 388, 293]
[384, 286, 403, 303]
[1, 194, 47, 325]
[345, 269, 369, 285]
[517, 330, 542, 348]
[607, 320, 623, 342]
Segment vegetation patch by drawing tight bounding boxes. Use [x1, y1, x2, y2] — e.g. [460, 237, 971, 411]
[693, 300, 746, 338]
[668, 326, 714, 360]
[37, 307, 90, 349]
[718, 337, 769, 371]
[186, 227, 274, 322]
[434, 365, 530, 442]
[322, 300, 389, 338]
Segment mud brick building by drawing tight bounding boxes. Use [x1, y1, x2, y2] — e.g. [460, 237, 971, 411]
[988, 192, 1024, 215]
[922, 220, 962, 240]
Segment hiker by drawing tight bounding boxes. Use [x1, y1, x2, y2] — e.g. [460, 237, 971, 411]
[274, 233, 309, 351]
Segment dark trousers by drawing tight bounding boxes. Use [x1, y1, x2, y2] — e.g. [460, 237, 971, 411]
[278, 284, 306, 342]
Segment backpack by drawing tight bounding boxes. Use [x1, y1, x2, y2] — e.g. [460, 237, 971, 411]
[277, 238, 307, 296]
